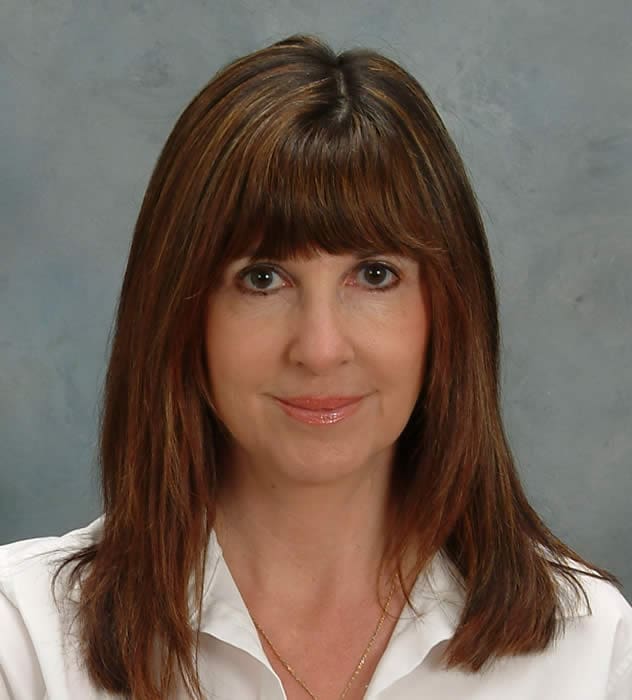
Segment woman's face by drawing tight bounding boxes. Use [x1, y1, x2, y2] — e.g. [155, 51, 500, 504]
[204, 251, 431, 487]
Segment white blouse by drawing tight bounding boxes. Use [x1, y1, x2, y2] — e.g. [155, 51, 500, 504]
[1, 516, 631, 699]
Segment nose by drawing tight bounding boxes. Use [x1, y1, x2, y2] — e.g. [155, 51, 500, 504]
[287, 293, 355, 374]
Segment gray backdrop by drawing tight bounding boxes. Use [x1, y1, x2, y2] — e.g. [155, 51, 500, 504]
[1, 1, 630, 601]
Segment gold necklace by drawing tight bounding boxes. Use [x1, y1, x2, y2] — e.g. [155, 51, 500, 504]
[249, 576, 398, 700]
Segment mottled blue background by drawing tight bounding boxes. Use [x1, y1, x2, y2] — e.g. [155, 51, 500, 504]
[1, 1, 630, 599]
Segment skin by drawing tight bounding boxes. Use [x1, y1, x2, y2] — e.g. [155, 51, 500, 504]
[204, 250, 431, 698]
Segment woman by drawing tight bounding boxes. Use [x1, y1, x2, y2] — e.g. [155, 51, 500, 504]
[0, 33, 630, 700]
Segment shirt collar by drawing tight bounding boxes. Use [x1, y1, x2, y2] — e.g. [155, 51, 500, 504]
[364, 548, 463, 696]
[193, 532, 464, 692]
[194, 530, 271, 669]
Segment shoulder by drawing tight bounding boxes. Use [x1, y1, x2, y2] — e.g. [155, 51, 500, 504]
[555, 563, 632, 698]
[552, 557, 631, 625]
[579, 568, 631, 620]
[0, 516, 104, 602]
[578, 567, 632, 643]
[0, 517, 105, 699]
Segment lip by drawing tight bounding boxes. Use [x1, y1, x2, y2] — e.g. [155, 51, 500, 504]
[274, 395, 365, 425]
[276, 396, 365, 410]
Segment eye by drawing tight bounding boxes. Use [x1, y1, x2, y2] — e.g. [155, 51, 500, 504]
[236, 260, 401, 296]
[237, 265, 286, 295]
[353, 262, 400, 291]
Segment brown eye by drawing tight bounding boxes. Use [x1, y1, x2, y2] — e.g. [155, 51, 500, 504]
[238, 265, 285, 294]
[355, 262, 399, 291]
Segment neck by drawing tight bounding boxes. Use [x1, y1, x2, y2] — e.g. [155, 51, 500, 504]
[215, 455, 394, 605]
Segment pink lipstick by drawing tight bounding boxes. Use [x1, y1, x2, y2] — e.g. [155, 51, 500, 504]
[274, 396, 364, 425]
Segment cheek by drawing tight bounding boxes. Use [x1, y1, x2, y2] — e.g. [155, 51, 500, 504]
[389, 325, 429, 384]
[205, 310, 279, 394]
[379, 301, 430, 389]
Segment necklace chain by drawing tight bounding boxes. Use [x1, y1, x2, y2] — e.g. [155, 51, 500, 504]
[249, 576, 398, 700]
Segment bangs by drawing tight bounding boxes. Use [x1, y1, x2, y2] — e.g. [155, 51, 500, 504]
[211, 116, 443, 266]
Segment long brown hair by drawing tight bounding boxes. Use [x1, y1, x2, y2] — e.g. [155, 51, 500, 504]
[52, 33, 619, 698]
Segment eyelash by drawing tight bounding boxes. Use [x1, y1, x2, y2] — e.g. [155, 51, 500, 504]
[236, 261, 401, 296]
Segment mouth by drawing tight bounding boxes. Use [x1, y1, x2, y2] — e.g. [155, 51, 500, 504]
[275, 396, 365, 411]
[273, 396, 365, 425]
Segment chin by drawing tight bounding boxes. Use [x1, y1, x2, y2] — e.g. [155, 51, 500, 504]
[272, 449, 384, 486]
